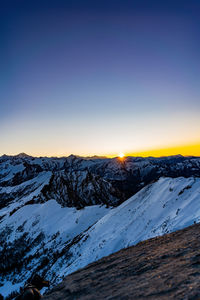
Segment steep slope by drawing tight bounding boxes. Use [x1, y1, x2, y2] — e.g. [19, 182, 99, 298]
[44, 222, 200, 300]
[0, 203, 110, 297]
[0, 172, 52, 217]
[1, 176, 200, 297]
[47, 177, 200, 281]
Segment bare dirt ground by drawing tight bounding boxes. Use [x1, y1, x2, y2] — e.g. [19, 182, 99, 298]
[44, 223, 200, 300]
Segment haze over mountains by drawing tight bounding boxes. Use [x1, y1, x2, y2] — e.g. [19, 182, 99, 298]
[0, 154, 200, 297]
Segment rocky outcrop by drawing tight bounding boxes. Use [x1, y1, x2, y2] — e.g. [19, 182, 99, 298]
[44, 222, 200, 300]
[34, 170, 122, 208]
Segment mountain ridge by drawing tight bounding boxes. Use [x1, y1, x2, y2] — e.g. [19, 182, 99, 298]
[1, 154, 200, 211]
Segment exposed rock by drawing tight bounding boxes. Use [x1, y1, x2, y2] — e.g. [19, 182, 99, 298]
[44, 223, 200, 300]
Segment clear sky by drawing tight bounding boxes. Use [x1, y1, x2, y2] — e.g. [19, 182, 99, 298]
[1, 0, 200, 157]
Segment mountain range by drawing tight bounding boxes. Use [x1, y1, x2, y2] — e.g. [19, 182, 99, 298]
[0, 154, 200, 298]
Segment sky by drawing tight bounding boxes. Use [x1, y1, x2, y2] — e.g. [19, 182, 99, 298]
[1, 0, 200, 157]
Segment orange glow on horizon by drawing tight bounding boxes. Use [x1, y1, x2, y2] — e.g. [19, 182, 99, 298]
[2, 143, 200, 159]
[124, 143, 200, 158]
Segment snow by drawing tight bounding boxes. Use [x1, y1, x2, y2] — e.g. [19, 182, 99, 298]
[0, 162, 25, 182]
[54, 177, 200, 279]
[0, 171, 52, 216]
[1, 200, 110, 244]
[0, 281, 22, 298]
[1, 176, 200, 296]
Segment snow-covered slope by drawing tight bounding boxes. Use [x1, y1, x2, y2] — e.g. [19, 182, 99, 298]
[0, 202, 110, 297]
[1, 175, 200, 297]
[45, 177, 200, 281]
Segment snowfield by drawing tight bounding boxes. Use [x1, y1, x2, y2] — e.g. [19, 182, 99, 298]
[0, 171, 52, 217]
[0, 202, 110, 297]
[49, 177, 200, 280]
[1, 175, 200, 297]
[1, 200, 110, 245]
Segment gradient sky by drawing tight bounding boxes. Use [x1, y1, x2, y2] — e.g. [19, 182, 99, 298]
[1, 0, 200, 157]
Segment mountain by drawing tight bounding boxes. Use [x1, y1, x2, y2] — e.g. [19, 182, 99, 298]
[43, 222, 200, 300]
[0, 154, 200, 297]
[1, 154, 200, 213]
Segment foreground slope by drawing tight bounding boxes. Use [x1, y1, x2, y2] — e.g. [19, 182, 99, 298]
[44, 223, 200, 300]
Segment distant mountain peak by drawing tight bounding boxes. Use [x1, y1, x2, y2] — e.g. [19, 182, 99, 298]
[15, 152, 32, 158]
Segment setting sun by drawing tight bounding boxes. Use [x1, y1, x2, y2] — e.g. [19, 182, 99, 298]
[119, 152, 125, 158]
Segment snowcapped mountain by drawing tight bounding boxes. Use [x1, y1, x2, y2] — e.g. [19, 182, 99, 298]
[1, 154, 200, 212]
[0, 154, 200, 297]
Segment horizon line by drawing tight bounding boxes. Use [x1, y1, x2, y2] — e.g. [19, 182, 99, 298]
[1, 143, 200, 159]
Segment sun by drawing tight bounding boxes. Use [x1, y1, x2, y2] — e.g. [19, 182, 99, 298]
[118, 152, 125, 158]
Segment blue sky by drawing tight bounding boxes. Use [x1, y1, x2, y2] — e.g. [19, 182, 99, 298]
[1, 0, 200, 156]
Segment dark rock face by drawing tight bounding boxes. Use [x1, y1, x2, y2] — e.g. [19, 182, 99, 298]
[35, 170, 121, 208]
[44, 223, 200, 300]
